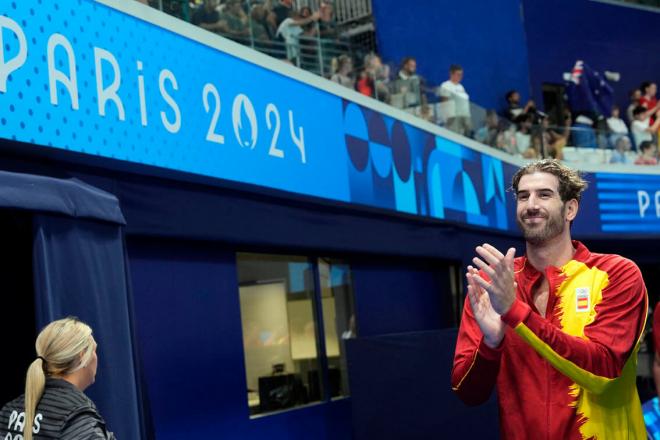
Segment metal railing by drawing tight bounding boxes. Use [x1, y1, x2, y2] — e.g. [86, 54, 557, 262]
[149, 1, 361, 78]
[295, 0, 373, 24]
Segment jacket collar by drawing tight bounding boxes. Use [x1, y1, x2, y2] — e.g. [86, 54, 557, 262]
[518, 240, 590, 280]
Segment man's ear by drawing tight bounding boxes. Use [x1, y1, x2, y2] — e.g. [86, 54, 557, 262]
[565, 199, 579, 222]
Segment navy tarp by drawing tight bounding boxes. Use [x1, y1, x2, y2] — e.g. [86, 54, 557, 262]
[0, 170, 145, 439]
[0, 170, 125, 224]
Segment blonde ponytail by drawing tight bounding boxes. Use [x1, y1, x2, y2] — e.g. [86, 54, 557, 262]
[22, 318, 94, 440]
[23, 358, 46, 440]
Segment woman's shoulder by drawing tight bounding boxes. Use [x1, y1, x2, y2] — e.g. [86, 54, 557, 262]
[41, 378, 96, 413]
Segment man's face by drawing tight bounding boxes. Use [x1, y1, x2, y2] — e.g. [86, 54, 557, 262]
[450, 69, 463, 83]
[405, 59, 416, 74]
[516, 172, 569, 245]
[509, 92, 520, 104]
[650, 83, 658, 97]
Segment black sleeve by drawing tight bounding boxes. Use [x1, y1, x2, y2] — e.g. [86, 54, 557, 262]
[61, 410, 114, 440]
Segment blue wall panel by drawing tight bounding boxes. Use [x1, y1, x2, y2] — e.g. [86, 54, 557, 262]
[352, 260, 449, 337]
[347, 330, 500, 440]
[372, 0, 531, 110]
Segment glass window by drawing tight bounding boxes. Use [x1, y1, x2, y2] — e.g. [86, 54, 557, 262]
[318, 258, 356, 399]
[236, 253, 357, 416]
[237, 253, 320, 416]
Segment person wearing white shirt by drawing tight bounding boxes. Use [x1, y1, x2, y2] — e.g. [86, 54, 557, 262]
[606, 105, 629, 148]
[606, 106, 628, 135]
[437, 64, 472, 136]
[631, 105, 660, 149]
[276, 9, 319, 64]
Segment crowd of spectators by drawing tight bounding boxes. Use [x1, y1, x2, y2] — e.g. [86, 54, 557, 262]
[141, 0, 660, 167]
[189, 0, 341, 69]
[470, 80, 660, 166]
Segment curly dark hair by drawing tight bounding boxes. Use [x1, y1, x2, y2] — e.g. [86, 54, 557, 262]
[511, 159, 588, 202]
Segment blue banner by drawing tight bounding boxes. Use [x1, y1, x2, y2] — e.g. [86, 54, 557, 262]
[594, 173, 660, 233]
[0, 0, 512, 232]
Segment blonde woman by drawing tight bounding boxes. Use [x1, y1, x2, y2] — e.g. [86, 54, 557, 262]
[0, 317, 115, 439]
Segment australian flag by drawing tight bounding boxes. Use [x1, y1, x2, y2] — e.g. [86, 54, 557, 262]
[566, 60, 615, 117]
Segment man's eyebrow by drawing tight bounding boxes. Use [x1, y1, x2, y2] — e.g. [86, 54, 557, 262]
[516, 188, 557, 195]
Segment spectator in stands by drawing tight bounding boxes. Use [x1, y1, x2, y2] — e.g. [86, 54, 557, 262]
[398, 57, 418, 81]
[437, 64, 472, 136]
[631, 105, 660, 149]
[503, 90, 535, 122]
[497, 125, 518, 155]
[635, 140, 658, 165]
[192, 0, 226, 32]
[523, 134, 543, 159]
[610, 136, 633, 164]
[221, 0, 250, 40]
[571, 114, 599, 149]
[298, 6, 320, 70]
[640, 82, 658, 118]
[356, 53, 390, 102]
[249, 3, 276, 43]
[276, 8, 320, 65]
[318, 1, 338, 39]
[540, 115, 568, 160]
[390, 57, 423, 109]
[514, 113, 534, 156]
[355, 69, 374, 98]
[272, 0, 294, 28]
[606, 105, 629, 146]
[331, 55, 355, 89]
[475, 110, 500, 147]
[627, 88, 642, 125]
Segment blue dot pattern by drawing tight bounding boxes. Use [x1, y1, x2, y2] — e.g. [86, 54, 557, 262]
[0, 0, 349, 200]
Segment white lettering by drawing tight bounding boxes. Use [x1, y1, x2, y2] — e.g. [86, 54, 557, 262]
[0, 16, 28, 93]
[655, 190, 660, 218]
[289, 110, 306, 163]
[8, 411, 17, 429]
[638, 190, 650, 218]
[32, 414, 42, 434]
[94, 47, 125, 120]
[232, 94, 257, 149]
[203, 83, 224, 144]
[14, 412, 24, 433]
[47, 34, 79, 110]
[137, 60, 147, 126]
[266, 104, 283, 158]
[159, 69, 180, 133]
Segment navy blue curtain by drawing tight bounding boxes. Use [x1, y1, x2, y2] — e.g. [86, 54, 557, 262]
[32, 215, 146, 440]
[0, 169, 146, 439]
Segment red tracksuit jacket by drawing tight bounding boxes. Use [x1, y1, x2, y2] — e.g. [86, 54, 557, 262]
[451, 241, 647, 439]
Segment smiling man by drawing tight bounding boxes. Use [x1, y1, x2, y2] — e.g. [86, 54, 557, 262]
[451, 159, 648, 439]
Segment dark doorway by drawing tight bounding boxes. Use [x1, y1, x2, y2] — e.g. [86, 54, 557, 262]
[0, 210, 36, 405]
[542, 82, 567, 125]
